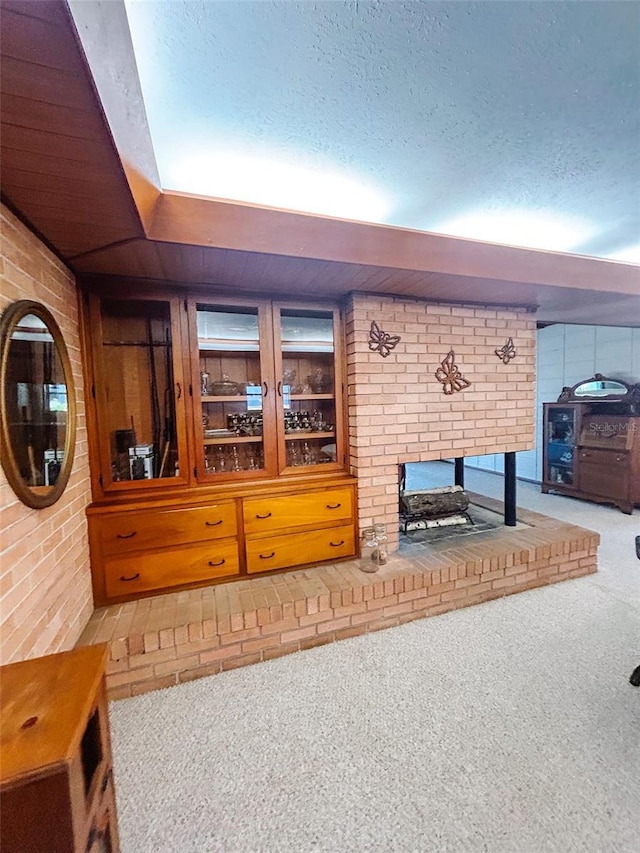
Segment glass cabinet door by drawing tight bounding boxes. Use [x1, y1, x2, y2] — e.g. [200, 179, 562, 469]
[544, 405, 577, 485]
[192, 302, 274, 480]
[275, 306, 343, 473]
[90, 296, 188, 490]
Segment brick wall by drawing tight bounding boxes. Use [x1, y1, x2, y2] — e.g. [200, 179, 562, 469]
[345, 294, 536, 549]
[0, 205, 93, 663]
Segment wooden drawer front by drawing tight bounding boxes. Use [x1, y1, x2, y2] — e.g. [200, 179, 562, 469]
[104, 539, 239, 597]
[578, 448, 628, 468]
[243, 487, 353, 536]
[246, 524, 355, 574]
[579, 450, 629, 500]
[99, 503, 237, 556]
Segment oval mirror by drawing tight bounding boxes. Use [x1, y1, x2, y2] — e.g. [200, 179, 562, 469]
[0, 301, 76, 509]
[574, 379, 628, 397]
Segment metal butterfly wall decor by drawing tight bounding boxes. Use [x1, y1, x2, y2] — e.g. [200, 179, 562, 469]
[435, 350, 472, 395]
[495, 337, 517, 364]
[368, 320, 401, 358]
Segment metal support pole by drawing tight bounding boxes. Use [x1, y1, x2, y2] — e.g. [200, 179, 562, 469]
[504, 452, 516, 526]
[454, 457, 465, 489]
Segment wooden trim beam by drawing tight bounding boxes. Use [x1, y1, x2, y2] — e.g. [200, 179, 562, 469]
[149, 192, 640, 296]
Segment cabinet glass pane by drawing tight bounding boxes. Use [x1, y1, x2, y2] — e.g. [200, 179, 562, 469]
[100, 300, 180, 482]
[280, 309, 337, 468]
[197, 306, 266, 475]
[545, 406, 576, 485]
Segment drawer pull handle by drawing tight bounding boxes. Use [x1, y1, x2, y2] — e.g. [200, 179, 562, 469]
[326, 503, 341, 509]
[259, 552, 276, 560]
[330, 540, 345, 547]
[208, 559, 226, 567]
[256, 512, 272, 519]
[116, 531, 137, 539]
[205, 519, 223, 527]
[119, 572, 140, 582]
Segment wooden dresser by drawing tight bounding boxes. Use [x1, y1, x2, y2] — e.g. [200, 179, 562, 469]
[542, 374, 640, 514]
[88, 479, 356, 605]
[0, 645, 119, 853]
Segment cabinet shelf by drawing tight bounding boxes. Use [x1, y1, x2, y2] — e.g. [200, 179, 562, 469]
[285, 431, 335, 441]
[202, 395, 258, 403]
[103, 340, 171, 348]
[199, 343, 259, 353]
[200, 393, 334, 403]
[281, 343, 334, 353]
[203, 435, 262, 445]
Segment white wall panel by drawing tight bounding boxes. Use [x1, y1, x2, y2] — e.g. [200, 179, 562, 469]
[467, 323, 640, 484]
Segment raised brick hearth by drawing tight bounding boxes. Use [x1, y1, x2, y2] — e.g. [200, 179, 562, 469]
[77, 495, 599, 700]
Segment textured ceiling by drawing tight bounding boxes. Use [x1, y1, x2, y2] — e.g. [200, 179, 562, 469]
[122, 0, 640, 262]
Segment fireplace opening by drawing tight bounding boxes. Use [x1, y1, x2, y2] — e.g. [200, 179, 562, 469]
[398, 461, 525, 553]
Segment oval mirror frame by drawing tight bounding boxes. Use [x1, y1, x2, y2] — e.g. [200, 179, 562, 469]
[574, 379, 628, 397]
[0, 300, 77, 509]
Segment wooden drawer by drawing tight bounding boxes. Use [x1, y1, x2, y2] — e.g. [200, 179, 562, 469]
[99, 503, 237, 556]
[578, 447, 628, 468]
[578, 449, 629, 501]
[246, 524, 355, 574]
[243, 486, 353, 536]
[104, 538, 239, 597]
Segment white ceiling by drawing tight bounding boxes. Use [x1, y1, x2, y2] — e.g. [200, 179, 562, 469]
[118, 1, 639, 263]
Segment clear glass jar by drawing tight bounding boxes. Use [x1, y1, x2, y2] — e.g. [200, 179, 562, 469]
[373, 523, 388, 565]
[360, 526, 380, 572]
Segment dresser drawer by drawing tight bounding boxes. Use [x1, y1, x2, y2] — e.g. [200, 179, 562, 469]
[578, 449, 629, 501]
[246, 524, 355, 574]
[98, 503, 237, 556]
[578, 448, 628, 468]
[243, 487, 353, 536]
[104, 538, 240, 597]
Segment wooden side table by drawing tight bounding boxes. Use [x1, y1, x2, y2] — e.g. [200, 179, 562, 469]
[0, 644, 120, 852]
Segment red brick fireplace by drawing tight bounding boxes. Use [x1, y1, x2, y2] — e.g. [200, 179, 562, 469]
[344, 294, 536, 550]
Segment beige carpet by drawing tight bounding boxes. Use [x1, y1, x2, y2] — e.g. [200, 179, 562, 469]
[110, 464, 640, 853]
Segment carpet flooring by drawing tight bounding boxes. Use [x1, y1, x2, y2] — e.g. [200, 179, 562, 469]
[110, 464, 640, 853]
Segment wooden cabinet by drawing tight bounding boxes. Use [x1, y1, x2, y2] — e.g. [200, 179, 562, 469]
[81, 281, 356, 604]
[242, 486, 353, 535]
[243, 485, 355, 575]
[0, 645, 119, 853]
[98, 502, 238, 556]
[542, 375, 640, 514]
[84, 291, 190, 495]
[189, 297, 345, 481]
[543, 404, 578, 488]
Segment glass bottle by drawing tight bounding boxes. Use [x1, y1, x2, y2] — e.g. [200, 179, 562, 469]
[230, 445, 242, 471]
[288, 442, 301, 466]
